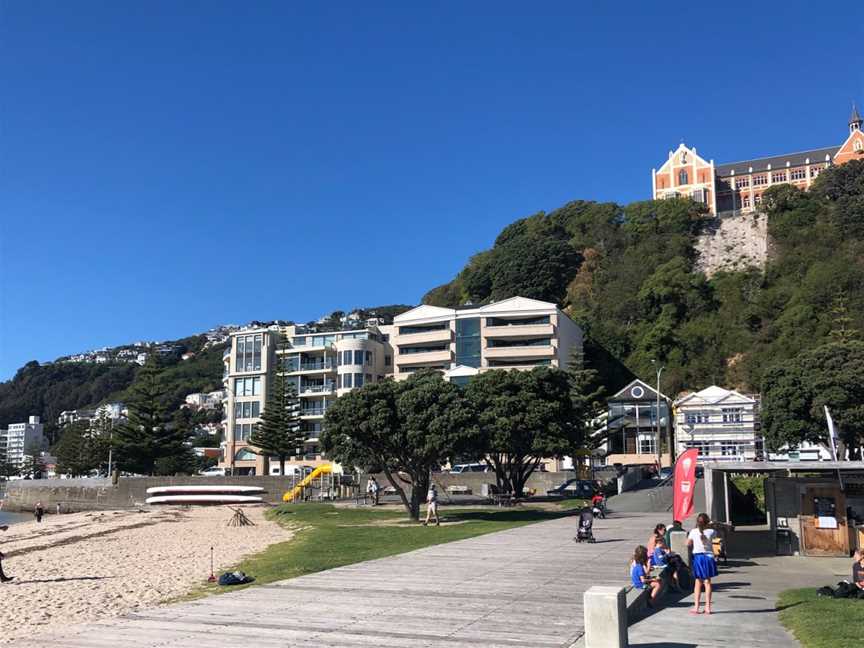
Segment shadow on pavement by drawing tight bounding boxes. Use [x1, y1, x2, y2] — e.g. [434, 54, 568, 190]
[629, 644, 698, 648]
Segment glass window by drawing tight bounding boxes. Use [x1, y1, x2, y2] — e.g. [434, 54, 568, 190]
[234, 402, 242, 419]
[486, 316, 550, 327]
[753, 174, 767, 186]
[365, 373, 372, 383]
[487, 338, 551, 348]
[790, 168, 806, 180]
[355, 373, 364, 387]
[343, 374, 353, 389]
[772, 171, 787, 183]
[455, 318, 481, 368]
[735, 177, 749, 189]
[398, 323, 448, 335]
[354, 350, 364, 365]
[678, 170, 689, 185]
[385, 355, 392, 365]
[365, 351, 372, 365]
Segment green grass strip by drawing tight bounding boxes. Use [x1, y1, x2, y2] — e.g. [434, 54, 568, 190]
[777, 587, 863, 648]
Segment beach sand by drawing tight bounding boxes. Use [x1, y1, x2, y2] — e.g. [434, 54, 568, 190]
[0, 506, 292, 644]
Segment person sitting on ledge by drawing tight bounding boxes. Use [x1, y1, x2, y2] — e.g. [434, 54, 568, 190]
[853, 550, 864, 590]
[630, 545, 662, 607]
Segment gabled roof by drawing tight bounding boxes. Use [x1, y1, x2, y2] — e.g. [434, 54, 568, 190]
[674, 385, 755, 407]
[393, 304, 455, 323]
[715, 146, 839, 177]
[444, 364, 480, 378]
[609, 378, 670, 402]
[473, 296, 557, 313]
[655, 143, 713, 174]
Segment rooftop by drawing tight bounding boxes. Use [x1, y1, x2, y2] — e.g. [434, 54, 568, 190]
[715, 145, 839, 177]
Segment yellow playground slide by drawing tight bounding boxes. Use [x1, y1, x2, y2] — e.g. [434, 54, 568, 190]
[282, 464, 333, 502]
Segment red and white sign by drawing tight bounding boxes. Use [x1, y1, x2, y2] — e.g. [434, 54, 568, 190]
[673, 449, 699, 522]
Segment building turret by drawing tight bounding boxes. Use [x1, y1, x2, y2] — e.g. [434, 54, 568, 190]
[851, 102, 862, 133]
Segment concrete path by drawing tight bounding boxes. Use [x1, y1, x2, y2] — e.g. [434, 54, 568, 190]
[627, 552, 849, 648]
[9, 512, 656, 648]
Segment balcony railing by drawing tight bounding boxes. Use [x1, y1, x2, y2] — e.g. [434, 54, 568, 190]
[300, 383, 336, 395]
[300, 406, 328, 416]
[281, 360, 335, 372]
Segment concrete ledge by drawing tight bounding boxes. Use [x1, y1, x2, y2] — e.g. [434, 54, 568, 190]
[583, 585, 628, 648]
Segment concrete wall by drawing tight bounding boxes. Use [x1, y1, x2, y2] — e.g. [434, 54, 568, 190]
[1, 475, 330, 513]
[3, 471, 582, 513]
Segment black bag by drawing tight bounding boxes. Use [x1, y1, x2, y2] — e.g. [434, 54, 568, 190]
[833, 581, 855, 599]
[816, 585, 835, 597]
[218, 571, 255, 586]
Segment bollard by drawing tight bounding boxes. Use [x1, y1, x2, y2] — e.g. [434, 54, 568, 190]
[584, 586, 628, 648]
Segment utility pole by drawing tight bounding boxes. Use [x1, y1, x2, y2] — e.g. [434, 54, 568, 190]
[652, 361, 664, 469]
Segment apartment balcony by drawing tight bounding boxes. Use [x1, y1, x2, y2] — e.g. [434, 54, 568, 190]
[483, 323, 554, 339]
[484, 344, 554, 359]
[394, 328, 452, 345]
[396, 349, 453, 366]
[298, 383, 336, 397]
[283, 360, 336, 374]
[300, 406, 328, 418]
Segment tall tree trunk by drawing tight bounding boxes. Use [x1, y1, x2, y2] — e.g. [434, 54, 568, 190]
[410, 472, 430, 521]
[381, 466, 413, 518]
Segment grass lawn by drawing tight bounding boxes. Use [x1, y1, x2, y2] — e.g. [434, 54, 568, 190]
[190, 502, 582, 598]
[777, 588, 862, 648]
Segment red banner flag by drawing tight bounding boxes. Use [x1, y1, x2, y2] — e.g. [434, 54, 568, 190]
[673, 449, 699, 522]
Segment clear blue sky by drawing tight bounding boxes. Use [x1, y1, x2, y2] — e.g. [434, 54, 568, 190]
[1, 1, 862, 379]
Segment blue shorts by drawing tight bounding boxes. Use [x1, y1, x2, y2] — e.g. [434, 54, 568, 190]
[692, 553, 717, 580]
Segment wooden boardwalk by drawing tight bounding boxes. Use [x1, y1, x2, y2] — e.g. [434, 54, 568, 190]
[10, 512, 654, 648]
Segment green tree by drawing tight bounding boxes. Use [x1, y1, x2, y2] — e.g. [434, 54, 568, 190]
[566, 347, 607, 458]
[54, 420, 98, 476]
[466, 367, 575, 497]
[19, 441, 47, 478]
[762, 341, 864, 459]
[322, 371, 478, 519]
[114, 360, 189, 474]
[249, 365, 302, 476]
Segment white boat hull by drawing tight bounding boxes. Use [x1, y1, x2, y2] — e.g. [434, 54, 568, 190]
[145, 485, 264, 496]
[145, 495, 264, 505]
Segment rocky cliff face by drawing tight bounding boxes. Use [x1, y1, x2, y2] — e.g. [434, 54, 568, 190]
[696, 212, 768, 276]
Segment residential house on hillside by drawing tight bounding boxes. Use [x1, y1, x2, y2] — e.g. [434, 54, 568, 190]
[673, 386, 760, 463]
[599, 379, 673, 468]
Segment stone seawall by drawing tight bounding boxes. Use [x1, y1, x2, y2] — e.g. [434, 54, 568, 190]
[2, 471, 579, 512]
[0, 475, 316, 512]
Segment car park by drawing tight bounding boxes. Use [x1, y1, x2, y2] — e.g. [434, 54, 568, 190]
[547, 479, 596, 498]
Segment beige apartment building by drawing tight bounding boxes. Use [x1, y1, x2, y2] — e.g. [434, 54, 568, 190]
[220, 297, 584, 474]
[220, 323, 393, 475]
[391, 296, 583, 383]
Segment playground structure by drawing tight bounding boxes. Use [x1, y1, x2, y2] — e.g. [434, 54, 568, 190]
[282, 464, 335, 502]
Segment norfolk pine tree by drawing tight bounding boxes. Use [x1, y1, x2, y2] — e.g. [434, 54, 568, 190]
[115, 359, 188, 474]
[250, 364, 302, 476]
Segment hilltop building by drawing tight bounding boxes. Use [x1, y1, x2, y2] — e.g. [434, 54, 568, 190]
[652, 104, 864, 215]
[219, 297, 584, 475]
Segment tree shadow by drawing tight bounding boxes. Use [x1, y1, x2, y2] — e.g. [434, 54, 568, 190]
[444, 509, 570, 524]
[9, 575, 113, 584]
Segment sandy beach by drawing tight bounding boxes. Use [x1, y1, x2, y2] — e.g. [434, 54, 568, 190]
[0, 506, 292, 644]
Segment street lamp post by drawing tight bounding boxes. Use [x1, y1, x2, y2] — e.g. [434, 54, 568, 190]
[652, 361, 665, 469]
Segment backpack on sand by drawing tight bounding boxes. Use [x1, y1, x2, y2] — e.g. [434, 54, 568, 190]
[218, 571, 255, 586]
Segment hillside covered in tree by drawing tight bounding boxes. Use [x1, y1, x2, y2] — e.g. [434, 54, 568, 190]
[423, 160, 864, 400]
[0, 335, 226, 442]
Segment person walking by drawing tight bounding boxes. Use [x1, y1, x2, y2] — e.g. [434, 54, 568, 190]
[0, 525, 13, 583]
[367, 476, 380, 506]
[34, 501, 45, 523]
[423, 484, 440, 526]
[687, 513, 718, 615]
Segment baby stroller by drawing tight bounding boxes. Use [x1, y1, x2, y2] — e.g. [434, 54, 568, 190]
[574, 507, 596, 543]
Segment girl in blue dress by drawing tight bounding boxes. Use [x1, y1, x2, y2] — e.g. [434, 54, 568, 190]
[687, 513, 718, 615]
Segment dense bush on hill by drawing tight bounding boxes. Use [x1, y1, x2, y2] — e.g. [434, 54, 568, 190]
[423, 160, 864, 403]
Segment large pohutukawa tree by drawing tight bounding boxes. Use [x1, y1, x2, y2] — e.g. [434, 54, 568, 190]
[322, 370, 478, 520]
[466, 367, 576, 497]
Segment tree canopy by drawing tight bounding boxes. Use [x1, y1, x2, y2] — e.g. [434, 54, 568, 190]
[249, 362, 303, 475]
[322, 371, 477, 519]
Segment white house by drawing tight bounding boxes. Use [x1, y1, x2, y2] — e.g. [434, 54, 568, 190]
[673, 386, 760, 463]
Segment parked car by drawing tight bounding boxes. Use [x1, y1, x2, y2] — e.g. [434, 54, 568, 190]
[199, 467, 226, 477]
[449, 463, 491, 474]
[658, 467, 674, 480]
[547, 479, 596, 499]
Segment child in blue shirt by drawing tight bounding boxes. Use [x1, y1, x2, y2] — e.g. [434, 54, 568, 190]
[630, 545, 661, 606]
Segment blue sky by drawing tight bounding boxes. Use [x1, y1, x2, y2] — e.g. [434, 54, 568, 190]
[1, 1, 862, 379]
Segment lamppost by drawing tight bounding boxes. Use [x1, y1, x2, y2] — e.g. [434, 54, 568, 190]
[651, 360, 664, 468]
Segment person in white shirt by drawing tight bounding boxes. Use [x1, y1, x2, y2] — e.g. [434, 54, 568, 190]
[366, 476, 380, 506]
[423, 484, 440, 527]
[687, 513, 717, 615]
